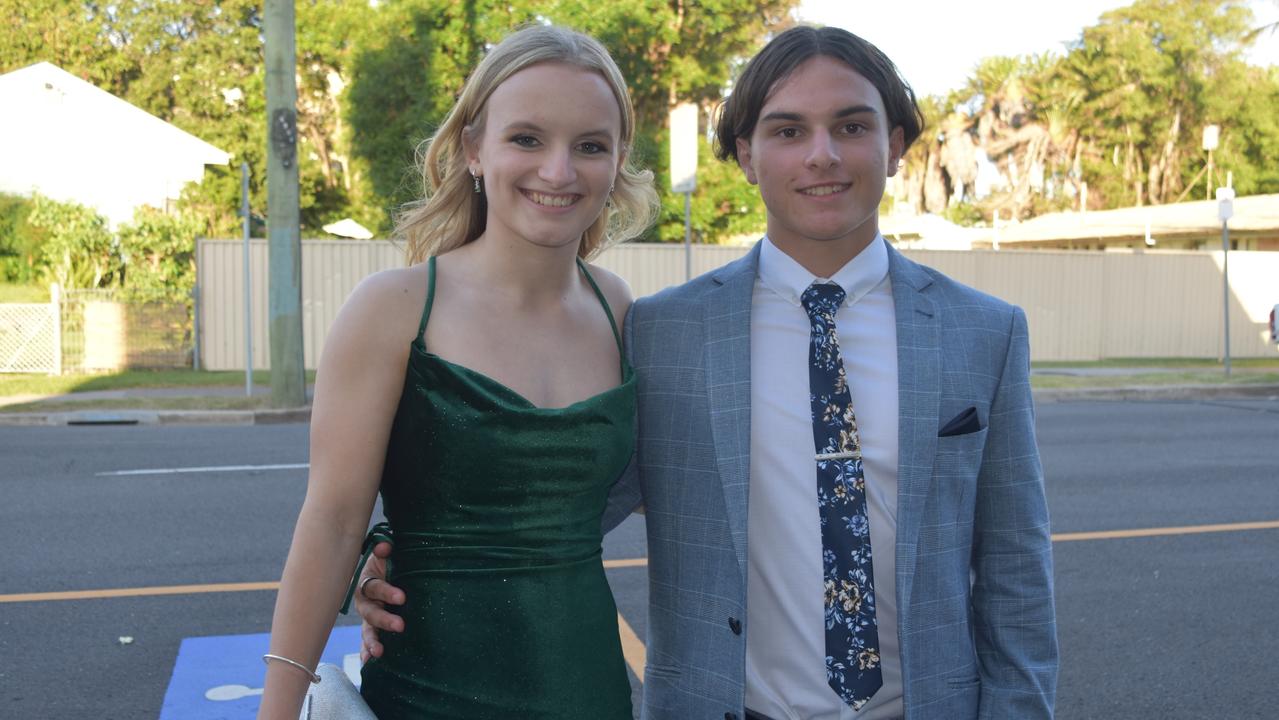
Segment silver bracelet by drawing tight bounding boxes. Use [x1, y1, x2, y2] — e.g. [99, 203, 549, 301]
[263, 653, 322, 684]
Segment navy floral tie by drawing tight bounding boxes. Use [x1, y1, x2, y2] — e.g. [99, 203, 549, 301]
[801, 282, 882, 711]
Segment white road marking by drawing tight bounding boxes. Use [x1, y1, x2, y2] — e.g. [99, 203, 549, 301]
[96, 463, 309, 477]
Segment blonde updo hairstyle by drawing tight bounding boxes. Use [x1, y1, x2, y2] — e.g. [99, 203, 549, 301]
[397, 24, 658, 263]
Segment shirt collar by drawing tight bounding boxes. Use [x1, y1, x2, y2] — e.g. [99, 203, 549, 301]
[757, 233, 890, 308]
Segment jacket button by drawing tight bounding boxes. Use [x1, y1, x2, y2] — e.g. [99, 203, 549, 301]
[728, 616, 742, 635]
[724, 714, 738, 720]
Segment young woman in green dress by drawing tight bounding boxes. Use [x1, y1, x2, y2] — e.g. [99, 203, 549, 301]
[257, 25, 657, 720]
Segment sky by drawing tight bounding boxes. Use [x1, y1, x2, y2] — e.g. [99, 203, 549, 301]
[797, 0, 1279, 98]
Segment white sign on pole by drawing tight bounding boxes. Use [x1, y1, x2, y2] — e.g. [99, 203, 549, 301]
[1202, 125, 1219, 151]
[1216, 186, 1234, 222]
[669, 103, 698, 193]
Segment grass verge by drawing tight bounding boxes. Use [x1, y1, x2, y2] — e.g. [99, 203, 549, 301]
[0, 283, 48, 303]
[0, 396, 270, 413]
[1032, 357, 1279, 369]
[0, 369, 316, 398]
[1031, 371, 1279, 389]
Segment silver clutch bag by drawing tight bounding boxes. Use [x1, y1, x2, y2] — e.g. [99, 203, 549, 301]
[299, 663, 377, 720]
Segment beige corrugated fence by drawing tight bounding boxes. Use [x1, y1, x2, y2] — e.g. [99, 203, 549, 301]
[195, 239, 1279, 369]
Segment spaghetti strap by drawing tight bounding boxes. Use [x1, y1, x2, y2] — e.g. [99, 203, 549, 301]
[415, 256, 437, 345]
[575, 257, 624, 358]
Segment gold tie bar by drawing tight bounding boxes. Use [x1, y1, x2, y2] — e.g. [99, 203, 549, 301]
[815, 450, 861, 461]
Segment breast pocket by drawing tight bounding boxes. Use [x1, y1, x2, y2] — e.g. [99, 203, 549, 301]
[934, 426, 987, 525]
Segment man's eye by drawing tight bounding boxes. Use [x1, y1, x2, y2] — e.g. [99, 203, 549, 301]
[778, 128, 799, 138]
[844, 123, 866, 135]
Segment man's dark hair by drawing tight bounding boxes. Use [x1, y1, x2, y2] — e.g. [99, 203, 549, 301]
[714, 25, 924, 163]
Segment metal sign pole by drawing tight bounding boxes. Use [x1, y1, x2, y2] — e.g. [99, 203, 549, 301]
[684, 191, 692, 281]
[1221, 219, 1231, 377]
[1216, 186, 1234, 378]
[242, 162, 253, 396]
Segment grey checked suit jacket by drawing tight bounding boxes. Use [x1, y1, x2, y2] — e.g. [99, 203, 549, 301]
[603, 242, 1058, 720]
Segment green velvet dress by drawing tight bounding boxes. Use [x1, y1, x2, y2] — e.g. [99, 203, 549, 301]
[357, 256, 635, 719]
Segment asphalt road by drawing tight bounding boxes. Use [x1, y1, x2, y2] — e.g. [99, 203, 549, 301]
[2, 398, 1277, 719]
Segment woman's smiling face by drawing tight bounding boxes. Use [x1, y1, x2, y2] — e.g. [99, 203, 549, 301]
[466, 62, 623, 253]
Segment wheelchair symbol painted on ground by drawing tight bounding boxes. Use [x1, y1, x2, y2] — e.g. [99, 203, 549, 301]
[161, 625, 360, 720]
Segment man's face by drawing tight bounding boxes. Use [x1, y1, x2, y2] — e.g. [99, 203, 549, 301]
[736, 56, 904, 260]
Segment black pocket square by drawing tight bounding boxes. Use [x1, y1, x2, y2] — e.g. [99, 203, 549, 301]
[939, 406, 982, 437]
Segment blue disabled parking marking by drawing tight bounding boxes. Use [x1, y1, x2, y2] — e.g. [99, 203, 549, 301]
[160, 625, 361, 720]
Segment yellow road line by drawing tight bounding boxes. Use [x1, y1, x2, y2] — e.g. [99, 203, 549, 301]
[0, 581, 280, 603]
[1050, 519, 1279, 542]
[603, 558, 647, 569]
[5, 520, 1278, 604]
[616, 612, 647, 681]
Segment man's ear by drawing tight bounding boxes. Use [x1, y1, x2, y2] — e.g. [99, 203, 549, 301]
[886, 126, 905, 178]
[736, 137, 759, 185]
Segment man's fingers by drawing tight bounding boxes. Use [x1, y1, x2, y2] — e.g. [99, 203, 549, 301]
[361, 622, 384, 660]
[355, 596, 405, 633]
[362, 577, 406, 607]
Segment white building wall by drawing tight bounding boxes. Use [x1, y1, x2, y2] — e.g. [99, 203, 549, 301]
[0, 62, 229, 227]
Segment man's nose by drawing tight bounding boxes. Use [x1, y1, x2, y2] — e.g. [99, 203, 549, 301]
[804, 130, 840, 169]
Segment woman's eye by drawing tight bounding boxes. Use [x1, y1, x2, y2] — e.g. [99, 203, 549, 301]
[512, 135, 539, 147]
[579, 141, 608, 154]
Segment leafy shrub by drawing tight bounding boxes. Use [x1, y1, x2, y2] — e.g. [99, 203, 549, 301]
[0, 193, 41, 282]
[26, 194, 119, 290]
[117, 208, 202, 303]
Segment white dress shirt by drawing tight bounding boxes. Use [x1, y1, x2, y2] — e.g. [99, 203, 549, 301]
[745, 234, 903, 720]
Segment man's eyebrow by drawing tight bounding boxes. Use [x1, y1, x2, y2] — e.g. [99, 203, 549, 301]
[758, 105, 879, 124]
[758, 110, 804, 124]
[834, 104, 879, 118]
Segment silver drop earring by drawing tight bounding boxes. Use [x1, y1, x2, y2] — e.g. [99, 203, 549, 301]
[472, 173, 481, 194]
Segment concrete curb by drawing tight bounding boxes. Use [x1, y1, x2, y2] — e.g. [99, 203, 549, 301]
[1033, 383, 1279, 403]
[0, 406, 311, 427]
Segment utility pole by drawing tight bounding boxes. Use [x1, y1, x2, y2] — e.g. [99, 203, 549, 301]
[264, 0, 305, 407]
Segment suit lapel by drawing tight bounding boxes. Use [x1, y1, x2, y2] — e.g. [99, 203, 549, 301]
[703, 243, 761, 576]
[887, 246, 939, 615]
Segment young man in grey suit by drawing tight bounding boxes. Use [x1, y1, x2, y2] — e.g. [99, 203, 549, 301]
[357, 25, 1058, 720]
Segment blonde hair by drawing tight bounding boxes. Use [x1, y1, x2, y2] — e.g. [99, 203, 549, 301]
[397, 25, 657, 263]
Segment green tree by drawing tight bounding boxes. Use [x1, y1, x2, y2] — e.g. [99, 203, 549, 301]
[900, 0, 1279, 219]
[2, 0, 798, 243]
[1055, 0, 1256, 205]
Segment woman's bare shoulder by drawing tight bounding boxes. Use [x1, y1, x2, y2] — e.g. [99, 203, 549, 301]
[583, 262, 633, 325]
[331, 264, 430, 348]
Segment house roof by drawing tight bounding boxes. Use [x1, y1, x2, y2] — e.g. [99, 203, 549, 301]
[980, 193, 1279, 246]
[0, 61, 230, 166]
[0, 62, 232, 226]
